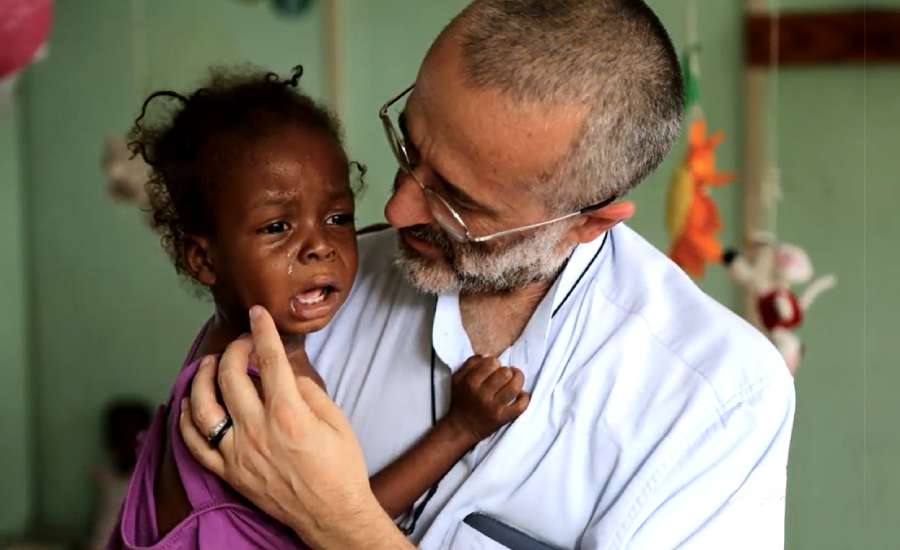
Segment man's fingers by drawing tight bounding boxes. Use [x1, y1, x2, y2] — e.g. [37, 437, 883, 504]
[190, 356, 230, 434]
[249, 305, 300, 402]
[218, 334, 265, 422]
[295, 376, 347, 432]
[179, 398, 226, 477]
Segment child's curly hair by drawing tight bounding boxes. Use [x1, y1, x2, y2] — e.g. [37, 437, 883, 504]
[129, 64, 362, 281]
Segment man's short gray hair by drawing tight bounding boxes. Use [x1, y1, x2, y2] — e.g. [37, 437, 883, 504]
[451, 0, 684, 211]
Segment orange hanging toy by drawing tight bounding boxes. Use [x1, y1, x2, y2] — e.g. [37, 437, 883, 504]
[665, 118, 734, 277]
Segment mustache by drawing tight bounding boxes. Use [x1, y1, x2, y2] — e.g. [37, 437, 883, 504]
[401, 224, 454, 254]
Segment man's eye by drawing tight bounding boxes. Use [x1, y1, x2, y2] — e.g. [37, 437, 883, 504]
[261, 221, 290, 234]
[404, 141, 422, 168]
[326, 213, 355, 226]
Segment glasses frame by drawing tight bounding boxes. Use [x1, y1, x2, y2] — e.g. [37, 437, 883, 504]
[378, 84, 617, 244]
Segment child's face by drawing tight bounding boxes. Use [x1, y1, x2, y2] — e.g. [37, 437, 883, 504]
[200, 123, 358, 334]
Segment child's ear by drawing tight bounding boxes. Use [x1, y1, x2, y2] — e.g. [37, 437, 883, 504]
[184, 235, 217, 286]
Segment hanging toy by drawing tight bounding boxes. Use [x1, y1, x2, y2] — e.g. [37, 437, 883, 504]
[666, 117, 734, 277]
[723, 233, 837, 374]
[102, 136, 152, 216]
[665, 28, 734, 278]
[0, 0, 53, 106]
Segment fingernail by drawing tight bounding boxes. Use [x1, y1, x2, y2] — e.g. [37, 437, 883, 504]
[249, 305, 263, 324]
[180, 398, 187, 412]
[200, 355, 213, 368]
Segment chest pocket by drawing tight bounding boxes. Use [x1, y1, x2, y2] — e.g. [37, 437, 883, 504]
[445, 513, 564, 550]
[447, 521, 511, 549]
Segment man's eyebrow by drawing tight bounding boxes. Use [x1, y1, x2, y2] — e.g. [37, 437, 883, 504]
[399, 111, 495, 214]
[431, 170, 492, 213]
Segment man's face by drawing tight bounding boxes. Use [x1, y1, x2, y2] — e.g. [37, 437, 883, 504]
[383, 35, 588, 294]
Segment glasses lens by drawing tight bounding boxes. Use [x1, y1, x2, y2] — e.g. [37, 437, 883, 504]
[423, 189, 467, 242]
[381, 118, 410, 172]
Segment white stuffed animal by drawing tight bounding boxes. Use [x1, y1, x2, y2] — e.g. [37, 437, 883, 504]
[102, 135, 151, 210]
[723, 233, 837, 374]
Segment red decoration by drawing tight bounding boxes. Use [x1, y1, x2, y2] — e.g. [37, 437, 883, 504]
[0, 0, 53, 80]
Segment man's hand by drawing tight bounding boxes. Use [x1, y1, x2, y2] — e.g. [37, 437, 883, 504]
[179, 305, 411, 549]
[444, 355, 530, 444]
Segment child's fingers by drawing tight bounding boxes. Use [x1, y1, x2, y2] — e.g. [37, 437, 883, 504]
[179, 398, 226, 477]
[453, 355, 485, 383]
[481, 367, 514, 397]
[507, 392, 531, 419]
[462, 356, 501, 388]
[494, 368, 525, 405]
[249, 305, 301, 404]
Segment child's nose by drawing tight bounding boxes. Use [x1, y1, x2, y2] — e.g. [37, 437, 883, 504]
[298, 234, 336, 264]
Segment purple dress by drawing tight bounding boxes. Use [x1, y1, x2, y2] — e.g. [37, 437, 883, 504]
[109, 323, 306, 549]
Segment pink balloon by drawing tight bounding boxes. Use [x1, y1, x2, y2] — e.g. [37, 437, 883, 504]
[0, 0, 53, 79]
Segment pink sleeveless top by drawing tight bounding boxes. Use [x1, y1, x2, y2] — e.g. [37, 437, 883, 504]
[108, 323, 306, 549]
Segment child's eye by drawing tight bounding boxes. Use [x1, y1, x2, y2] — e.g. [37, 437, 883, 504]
[261, 221, 290, 234]
[325, 213, 355, 226]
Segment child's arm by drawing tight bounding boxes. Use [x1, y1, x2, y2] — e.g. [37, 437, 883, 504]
[369, 355, 530, 519]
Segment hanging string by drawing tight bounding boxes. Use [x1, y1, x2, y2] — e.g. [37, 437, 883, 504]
[684, 0, 703, 121]
[763, 0, 782, 236]
[130, 0, 149, 103]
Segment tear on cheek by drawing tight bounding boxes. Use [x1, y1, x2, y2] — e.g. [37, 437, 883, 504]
[287, 248, 300, 278]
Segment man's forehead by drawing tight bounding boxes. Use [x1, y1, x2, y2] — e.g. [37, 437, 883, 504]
[410, 38, 587, 193]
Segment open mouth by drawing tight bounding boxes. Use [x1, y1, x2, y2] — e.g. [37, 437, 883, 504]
[289, 283, 340, 323]
[294, 286, 332, 305]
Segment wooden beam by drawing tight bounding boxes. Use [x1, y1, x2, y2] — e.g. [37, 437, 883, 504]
[746, 9, 900, 66]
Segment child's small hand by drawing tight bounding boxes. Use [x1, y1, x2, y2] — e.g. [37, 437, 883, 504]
[444, 355, 531, 445]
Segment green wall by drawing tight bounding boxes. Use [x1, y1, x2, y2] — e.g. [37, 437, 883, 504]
[0, 97, 32, 534]
[779, 62, 900, 549]
[4, 1, 898, 547]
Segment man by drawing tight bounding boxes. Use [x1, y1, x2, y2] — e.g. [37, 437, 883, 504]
[182, 0, 795, 548]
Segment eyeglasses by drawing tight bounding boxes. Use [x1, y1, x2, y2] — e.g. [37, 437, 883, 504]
[378, 84, 617, 244]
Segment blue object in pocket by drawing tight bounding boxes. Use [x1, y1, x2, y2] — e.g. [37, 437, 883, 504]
[463, 513, 562, 550]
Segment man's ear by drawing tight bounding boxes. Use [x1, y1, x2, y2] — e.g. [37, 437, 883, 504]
[565, 200, 636, 245]
[184, 235, 217, 286]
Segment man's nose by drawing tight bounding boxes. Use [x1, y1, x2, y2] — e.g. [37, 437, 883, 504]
[384, 169, 434, 230]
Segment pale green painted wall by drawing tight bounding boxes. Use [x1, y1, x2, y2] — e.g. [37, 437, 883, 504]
[780, 63, 900, 549]
[0, 98, 32, 535]
[5, 0, 898, 547]
[743, 1, 900, 548]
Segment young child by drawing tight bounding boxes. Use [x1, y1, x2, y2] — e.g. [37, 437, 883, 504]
[109, 66, 530, 549]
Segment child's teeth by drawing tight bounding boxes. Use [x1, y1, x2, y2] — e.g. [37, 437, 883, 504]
[296, 288, 326, 305]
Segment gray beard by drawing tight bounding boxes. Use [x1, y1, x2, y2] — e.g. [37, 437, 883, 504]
[393, 223, 572, 295]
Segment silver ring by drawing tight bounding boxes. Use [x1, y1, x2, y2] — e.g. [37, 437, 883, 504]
[206, 413, 232, 448]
